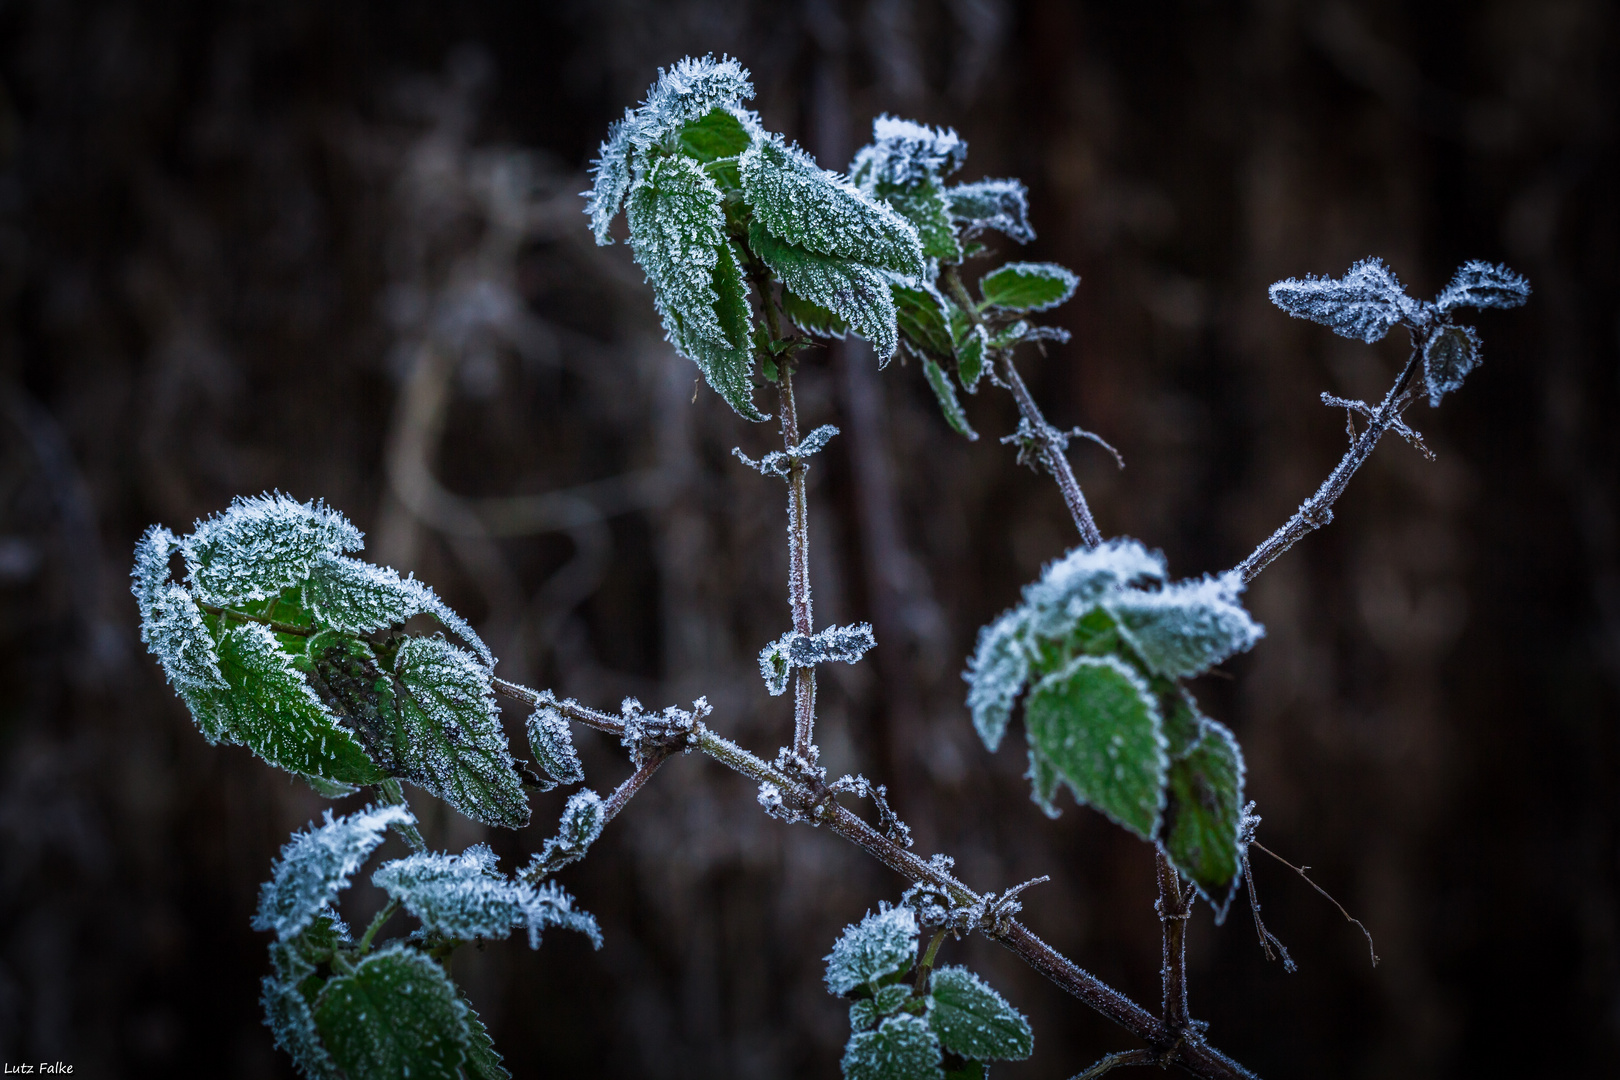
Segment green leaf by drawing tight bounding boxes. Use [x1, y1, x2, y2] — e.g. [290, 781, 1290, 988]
[183, 493, 363, 607]
[892, 285, 955, 359]
[842, 1013, 944, 1080]
[458, 991, 511, 1080]
[628, 154, 765, 421]
[877, 178, 961, 262]
[927, 966, 1033, 1062]
[978, 262, 1078, 313]
[254, 803, 414, 941]
[783, 288, 848, 338]
[1107, 572, 1263, 680]
[1026, 746, 1062, 819]
[1161, 687, 1206, 761]
[262, 960, 343, 1080]
[955, 325, 988, 392]
[216, 623, 384, 786]
[825, 904, 918, 996]
[1162, 718, 1245, 914]
[1022, 653, 1167, 839]
[964, 610, 1031, 753]
[749, 222, 899, 362]
[391, 637, 530, 829]
[922, 355, 978, 441]
[850, 984, 915, 1032]
[677, 107, 754, 162]
[301, 552, 493, 668]
[740, 137, 925, 279]
[314, 944, 469, 1080]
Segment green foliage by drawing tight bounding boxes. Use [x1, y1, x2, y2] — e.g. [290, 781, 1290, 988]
[313, 944, 470, 1080]
[922, 356, 977, 440]
[825, 904, 919, 996]
[977, 263, 1079, 313]
[963, 540, 1262, 910]
[749, 222, 900, 362]
[133, 496, 531, 822]
[843, 1014, 943, 1080]
[926, 966, 1034, 1062]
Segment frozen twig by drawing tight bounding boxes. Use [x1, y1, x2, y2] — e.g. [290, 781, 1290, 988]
[1251, 839, 1379, 968]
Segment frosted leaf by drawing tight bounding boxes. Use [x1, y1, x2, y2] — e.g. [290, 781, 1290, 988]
[182, 492, 363, 607]
[525, 701, 584, 787]
[945, 179, 1034, 244]
[1435, 260, 1530, 313]
[391, 636, 529, 829]
[1267, 257, 1416, 343]
[849, 116, 967, 189]
[892, 284, 955, 361]
[927, 966, 1033, 1062]
[749, 222, 900, 362]
[372, 844, 600, 950]
[525, 788, 606, 878]
[253, 803, 414, 940]
[740, 137, 925, 279]
[758, 623, 877, 696]
[131, 524, 179, 609]
[733, 423, 840, 479]
[312, 943, 469, 1080]
[955, 324, 988, 391]
[521, 880, 604, 950]
[825, 903, 918, 996]
[302, 552, 493, 668]
[1421, 323, 1482, 407]
[876, 178, 961, 262]
[1162, 718, 1246, 916]
[216, 623, 384, 786]
[138, 582, 226, 693]
[262, 949, 342, 1080]
[457, 990, 512, 1080]
[783, 288, 849, 338]
[977, 262, 1079, 313]
[585, 55, 757, 245]
[1023, 654, 1167, 839]
[921, 354, 976, 439]
[841, 1013, 943, 1080]
[1026, 748, 1061, 820]
[1019, 539, 1167, 640]
[963, 610, 1031, 753]
[850, 984, 914, 1031]
[1107, 571, 1265, 679]
[676, 107, 756, 163]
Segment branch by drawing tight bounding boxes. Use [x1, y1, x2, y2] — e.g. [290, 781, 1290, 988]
[777, 367, 819, 761]
[943, 266, 1103, 546]
[1156, 850, 1194, 1032]
[1236, 350, 1421, 582]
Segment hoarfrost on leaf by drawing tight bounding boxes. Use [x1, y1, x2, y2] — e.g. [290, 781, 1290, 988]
[302, 551, 493, 667]
[848, 116, 967, 189]
[825, 903, 918, 996]
[312, 942, 469, 1080]
[945, 179, 1034, 244]
[1162, 717, 1246, 920]
[1267, 257, 1415, 344]
[262, 952, 343, 1080]
[1421, 323, 1483, 407]
[138, 582, 226, 693]
[391, 635, 530, 829]
[740, 137, 925, 279]
[849, 984, 914, 1032]
[926, 966, 1034, 1062]
[733, 424, 839, 479]
[525, 788, 606, 878]
[749, 222, 900, 362]
[253, 803, 414, 940]
[182, 492, 362, 607]
[977, 262, 1078, 313]
[1019, 539, 1167, 639]
[841, 1013, 944, 1080]
[963, 610, 1030, 753]
[525, 700, 585, 787]
[758, 623, 877, 696]
[1107, 571, 1265, 679]
[1435, 260, 1531, 313]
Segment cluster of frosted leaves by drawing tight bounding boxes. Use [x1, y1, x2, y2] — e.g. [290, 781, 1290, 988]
[132, 494, 530, 828]
[832, 116, 1076, 442]
[1269, 258, 1530, 407]
[826, 906, 1032, 1080]
[758, 622, 876, 696]
[257, 804, 598, 1080]
[963, 539, 1263, 914]
[588, 55, 929, 416]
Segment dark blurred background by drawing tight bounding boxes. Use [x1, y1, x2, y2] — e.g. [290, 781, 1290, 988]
[0, 1, 1615, 1077]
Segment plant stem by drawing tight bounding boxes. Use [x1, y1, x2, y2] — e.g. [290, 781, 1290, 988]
[914, 926, 949, 995]
[375, 778, 427, 852]
[1236, 351, 1421, 582]
[198, 600, 314, 638]
[1156, 851, 1192, 1031]
[943, 266, 1103, 547]
[1071, 1049, 1158, 1079]
[358, 898, 400, 955]
[601, 749, 673, 824]
[778, 367, 818, 760]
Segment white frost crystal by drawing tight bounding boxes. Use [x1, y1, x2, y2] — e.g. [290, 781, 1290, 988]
[253, 803, 415, 941]
[824, 903, 918, 996]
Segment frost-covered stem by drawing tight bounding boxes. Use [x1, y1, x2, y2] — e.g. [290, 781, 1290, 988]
[601, 749, 673, 824]
[1236, 351, 1421, 582]
[492, 679, 626, 735]
[197, 601, 313, 638]
[1156, 851, 1192, 1031]
[1072, 1049, 1158, 1079]
[358, 899, 400, 956]
[942, 266, 1102, 547]
[777, 367, 818, 759]
[689, 725, 1256, 1080]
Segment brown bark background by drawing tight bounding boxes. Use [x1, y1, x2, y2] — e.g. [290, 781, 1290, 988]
[0, 1, 1614, 1077]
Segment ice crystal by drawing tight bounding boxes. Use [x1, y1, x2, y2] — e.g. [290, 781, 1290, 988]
[1435, 260, 1531, 313]
[825, 903, 918, 996]
[759, 622, 877, 696]
[1267, 257, 1417, 344]
[945, 178, 1034, 244]
[841, 1013, 942, 1080]
[586, 55, 757, 245]
[253, 803, 414, 941]
[848, 115, 967, 188]
[182, 492, 363, 607]
[740, 137, 925, 279]
[392, 635, 529, 829]
[525, 699, 584, 787]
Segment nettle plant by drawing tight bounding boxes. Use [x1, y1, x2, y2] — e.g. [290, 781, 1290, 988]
[134, 56, 1529, 1080]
